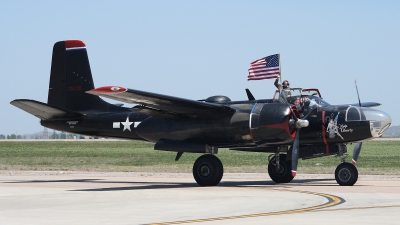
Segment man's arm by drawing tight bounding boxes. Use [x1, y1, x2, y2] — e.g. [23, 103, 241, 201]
[274, 77, 280, 89]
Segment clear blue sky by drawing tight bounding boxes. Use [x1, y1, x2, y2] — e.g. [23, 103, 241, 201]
[1, 1, 399, 136]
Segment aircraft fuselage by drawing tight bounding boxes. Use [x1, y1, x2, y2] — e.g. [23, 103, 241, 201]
[41, 100, 389, 150]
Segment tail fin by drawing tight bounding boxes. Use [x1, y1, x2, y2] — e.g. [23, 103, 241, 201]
[47, 40, 114, 111]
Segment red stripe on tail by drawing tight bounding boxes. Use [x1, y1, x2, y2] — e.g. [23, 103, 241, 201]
[65, 40, 86, 49]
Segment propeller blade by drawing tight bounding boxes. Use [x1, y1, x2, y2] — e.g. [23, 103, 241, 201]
[291, 128, 300, 177]
[278, 89, 305, 178]
[352, 142, 362, 165]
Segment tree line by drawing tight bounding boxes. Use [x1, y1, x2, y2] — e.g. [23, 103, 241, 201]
[0, 134, 22, 139]
[0, 133, 85, 139]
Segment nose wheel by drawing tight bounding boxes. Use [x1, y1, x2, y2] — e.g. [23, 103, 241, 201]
[335, 162, 358, 186]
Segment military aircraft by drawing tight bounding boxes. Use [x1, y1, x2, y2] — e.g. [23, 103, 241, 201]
[11, 40, 392, 186]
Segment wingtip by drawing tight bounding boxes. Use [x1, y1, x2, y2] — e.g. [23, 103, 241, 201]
[87, 86, 127, 94]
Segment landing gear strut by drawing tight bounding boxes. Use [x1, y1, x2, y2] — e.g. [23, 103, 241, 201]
[193, 154, 223, 186]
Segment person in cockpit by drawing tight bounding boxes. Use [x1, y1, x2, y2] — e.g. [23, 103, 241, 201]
[302, 97, 311, 115]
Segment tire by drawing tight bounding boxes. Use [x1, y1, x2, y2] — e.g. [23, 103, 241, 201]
[268, 154, 294, 183]
[335, 162, 358, 186]
[193, 154, 223, 186]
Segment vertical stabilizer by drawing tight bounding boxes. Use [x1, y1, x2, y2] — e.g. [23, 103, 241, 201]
[47, 40, 113, 111]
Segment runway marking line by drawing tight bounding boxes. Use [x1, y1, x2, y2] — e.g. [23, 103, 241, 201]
[147, 189, 344, 225]
[316, 204, 400, 212]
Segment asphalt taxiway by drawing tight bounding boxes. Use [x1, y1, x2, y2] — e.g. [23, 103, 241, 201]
[1, 172, 400, 225]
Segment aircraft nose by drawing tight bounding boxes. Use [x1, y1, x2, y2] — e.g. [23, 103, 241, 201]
[362, 108, 392, 137]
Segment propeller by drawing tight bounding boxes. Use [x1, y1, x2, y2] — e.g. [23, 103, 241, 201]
[290, 116, 309, 177]
[352, 142, 362, 165]
[352, 80, 363, 166]
[278, 90, 309, 177]
[291, 128, 300, 177]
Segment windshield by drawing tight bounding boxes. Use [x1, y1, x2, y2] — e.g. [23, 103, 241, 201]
[286, 94, 329, 107]
[274, 88, 329, 107]
[306, 95, 330, 106]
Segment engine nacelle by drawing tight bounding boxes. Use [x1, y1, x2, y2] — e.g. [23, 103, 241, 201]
[249, 103, 295, 146]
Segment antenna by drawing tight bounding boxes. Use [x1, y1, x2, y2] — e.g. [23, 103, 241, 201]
[355, 80, 361, 107]
[245, 89, 255, 101]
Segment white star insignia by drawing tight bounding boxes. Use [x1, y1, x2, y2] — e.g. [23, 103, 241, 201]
[120, 117, 133, 131]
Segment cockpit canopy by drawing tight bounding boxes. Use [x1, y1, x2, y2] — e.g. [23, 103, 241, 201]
[273, 88, 329, 108]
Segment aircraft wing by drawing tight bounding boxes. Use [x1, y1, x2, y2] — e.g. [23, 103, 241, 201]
[10, 99, 84, 120]
[86, 86, 235, 118]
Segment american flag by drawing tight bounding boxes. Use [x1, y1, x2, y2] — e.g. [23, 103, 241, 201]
[247, 54, 280, 80]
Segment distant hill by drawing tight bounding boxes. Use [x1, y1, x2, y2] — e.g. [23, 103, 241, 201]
[383, 125, 400, 137]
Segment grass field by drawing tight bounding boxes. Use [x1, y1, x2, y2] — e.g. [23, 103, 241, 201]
[0, 140, 399, 174]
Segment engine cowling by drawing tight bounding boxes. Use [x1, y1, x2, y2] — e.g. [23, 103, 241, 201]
[249, 103, 296, 146]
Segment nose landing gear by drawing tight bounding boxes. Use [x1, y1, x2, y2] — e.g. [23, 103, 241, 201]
[335, 144, 358, 186]
[335, 162, 358, 186]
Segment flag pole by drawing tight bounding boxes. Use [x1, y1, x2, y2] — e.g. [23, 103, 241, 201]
[278, 53, 281, 83]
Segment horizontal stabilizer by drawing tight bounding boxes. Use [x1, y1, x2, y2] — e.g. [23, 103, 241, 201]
[10, 99, 84, 120]
[347, 102, 382, 107]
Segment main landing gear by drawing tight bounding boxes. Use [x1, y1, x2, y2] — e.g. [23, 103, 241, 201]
[193, 154, 224, 186]
[267, 154, 294, 183]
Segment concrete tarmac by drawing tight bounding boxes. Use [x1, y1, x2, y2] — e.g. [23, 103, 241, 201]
[1, 172, 400, 225]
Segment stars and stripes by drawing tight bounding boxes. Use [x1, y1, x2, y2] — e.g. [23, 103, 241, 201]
[248, 54, 280, 80]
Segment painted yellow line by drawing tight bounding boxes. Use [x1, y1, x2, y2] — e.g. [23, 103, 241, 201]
[147, 189, 344, 225]
[316, 204, 400, 212]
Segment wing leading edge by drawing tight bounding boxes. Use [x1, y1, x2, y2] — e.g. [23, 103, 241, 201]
[86, 86, 235, 118]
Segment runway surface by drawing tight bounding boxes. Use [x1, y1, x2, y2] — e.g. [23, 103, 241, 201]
[1, 172, 400, 225]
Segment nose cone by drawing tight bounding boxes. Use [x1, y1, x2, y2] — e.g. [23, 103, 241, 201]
[362, 108, 392, 137]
